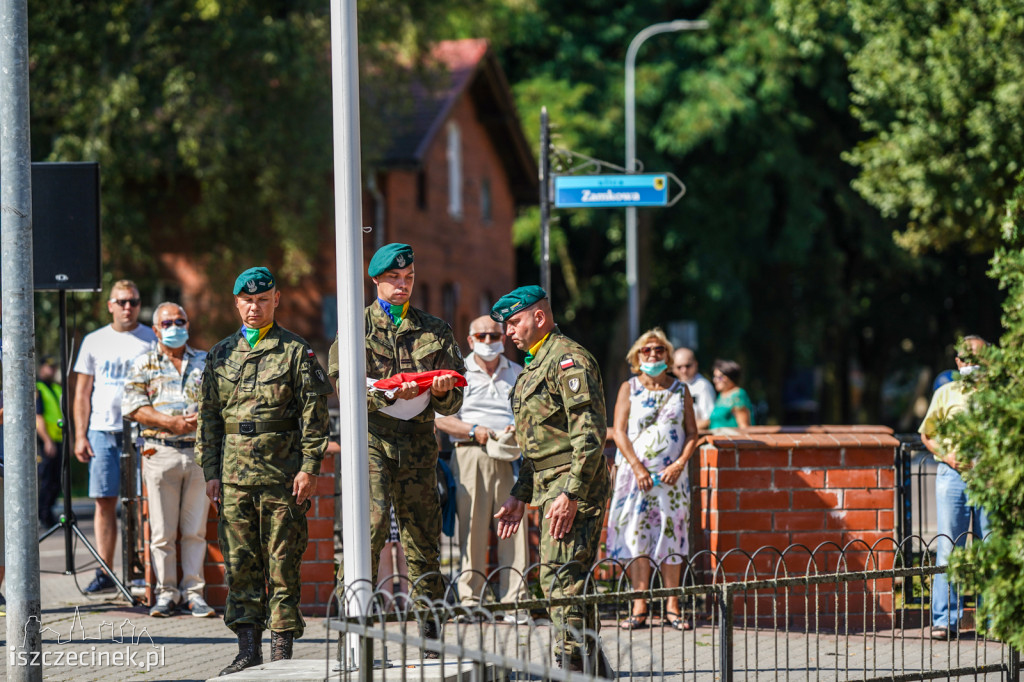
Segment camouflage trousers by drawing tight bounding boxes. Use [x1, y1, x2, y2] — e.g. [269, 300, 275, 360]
[335, 453, 443, 606]
[220, 483, 309, 637]
[537, 501, 607, 661]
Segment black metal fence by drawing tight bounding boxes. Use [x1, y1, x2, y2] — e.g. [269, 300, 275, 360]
[322, 537, 1020, 681]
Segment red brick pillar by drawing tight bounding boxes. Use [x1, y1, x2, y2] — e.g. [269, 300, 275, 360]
[698, 426, 899, 629]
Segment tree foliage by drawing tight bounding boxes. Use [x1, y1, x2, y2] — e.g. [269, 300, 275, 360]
[943, 190, 1024, 645]
[28, 0, 488, 293]
[492, 0, 1001, 419]
[778, 0, 1024, 254]
[778, 0, 1024, 643]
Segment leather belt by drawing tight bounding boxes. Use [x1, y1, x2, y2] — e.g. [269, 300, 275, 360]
[224, 419, 299, 435]
[531, 451, 573, 471]
[145, 437, 196, 448]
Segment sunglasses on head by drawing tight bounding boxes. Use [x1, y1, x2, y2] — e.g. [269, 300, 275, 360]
[111, 298, 141, 308]
[159, 318, 188, 329]
[473, 332, 502, 342]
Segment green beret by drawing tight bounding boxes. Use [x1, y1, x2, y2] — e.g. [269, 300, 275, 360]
[491, 285, 547, 322]
[233, 266, 276, 295]
[368, 243, 414, 277]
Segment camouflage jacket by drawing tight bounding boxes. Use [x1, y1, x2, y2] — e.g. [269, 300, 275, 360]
[329, 303, 466, 468]
[509, 328, 610, 515]
[196, 324, 332, 485]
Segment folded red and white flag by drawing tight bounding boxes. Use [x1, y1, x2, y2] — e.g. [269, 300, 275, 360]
[367, 370, 468, 421]
[372, 370, 467, 396]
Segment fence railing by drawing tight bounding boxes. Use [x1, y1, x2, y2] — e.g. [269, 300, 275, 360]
[322, 536, 1020, 681]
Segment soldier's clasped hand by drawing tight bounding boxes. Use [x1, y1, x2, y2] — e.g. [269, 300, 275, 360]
[392, 380, 420, 400]
[430, 373, 458, 397]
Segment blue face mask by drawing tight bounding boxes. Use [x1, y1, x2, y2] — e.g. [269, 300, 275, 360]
[160, 325, 189, 349]
[639, 360, 667, 377]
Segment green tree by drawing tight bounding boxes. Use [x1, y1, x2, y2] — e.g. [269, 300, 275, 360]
[494, 0, 1000, 420]
[26, 0, 494, 342]
[777, 0, 1024, 254]
[780, 0, 1024, 642]
[944, 196, 1024, 646]
[29, 0, 488, 290]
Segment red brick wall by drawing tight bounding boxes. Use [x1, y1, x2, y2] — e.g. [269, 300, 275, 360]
[698, 428, 900, 630]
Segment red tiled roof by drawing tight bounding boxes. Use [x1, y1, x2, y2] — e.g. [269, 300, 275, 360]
[367, 38, 537, 203]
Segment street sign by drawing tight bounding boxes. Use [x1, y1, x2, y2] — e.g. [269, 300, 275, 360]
[554, 173, 669, 208]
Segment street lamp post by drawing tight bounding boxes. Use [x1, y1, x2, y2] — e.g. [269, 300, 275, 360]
[624, 19, 708, 342]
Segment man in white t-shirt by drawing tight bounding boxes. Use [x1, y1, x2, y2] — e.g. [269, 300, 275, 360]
[72, 279, 156, 593]
[435, 315, 529, 621]
[672, 347, 716, 430]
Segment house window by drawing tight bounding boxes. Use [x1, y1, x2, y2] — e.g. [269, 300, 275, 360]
[442, 282, 458, 326]
[480, 178, 492, 223]
[416, 169, 427, 211]
[447, 122, 463, 219]
[418, 284, 431, 313]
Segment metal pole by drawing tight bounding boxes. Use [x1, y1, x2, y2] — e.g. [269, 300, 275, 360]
[329, 0, 372, 671]
[1, 0, 42, 677]
[624, 19, 708, 342]
[539, 107, 551, 294]
[59, 291, 74, 573]
[718, 584, 734, 682]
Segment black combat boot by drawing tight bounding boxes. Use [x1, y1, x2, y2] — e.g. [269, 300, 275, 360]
[420, 619, 441, 660]
[270, 631, 294, 661]
[219, 625, 263, 676]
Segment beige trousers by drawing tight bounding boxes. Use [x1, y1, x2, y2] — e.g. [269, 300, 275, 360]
[451, 444, 529, 605]
[142, 442, 209, 603]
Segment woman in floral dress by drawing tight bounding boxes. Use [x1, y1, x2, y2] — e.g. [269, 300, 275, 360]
[607, 328, 698, 630]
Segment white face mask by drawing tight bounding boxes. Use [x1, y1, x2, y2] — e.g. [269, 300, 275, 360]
[473, 340, 504, 361]
[958, 365, 979, 376]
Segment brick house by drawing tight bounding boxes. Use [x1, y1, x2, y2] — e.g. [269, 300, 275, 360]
[165, 38, 536, 350]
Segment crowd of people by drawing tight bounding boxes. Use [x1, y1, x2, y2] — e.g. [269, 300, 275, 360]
[0, 239, 987, 671]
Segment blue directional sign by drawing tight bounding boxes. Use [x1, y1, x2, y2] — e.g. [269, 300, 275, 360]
[554, 174, 669, 208]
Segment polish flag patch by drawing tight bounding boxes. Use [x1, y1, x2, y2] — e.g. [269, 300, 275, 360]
[307, 349, 316, 358]
[560, 357, 575, 370]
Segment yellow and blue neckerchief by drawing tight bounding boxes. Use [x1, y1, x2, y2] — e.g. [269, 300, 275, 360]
[241, 323, 273, 348]
[524, 333, 550, 366]
[378, 298, 409, 326]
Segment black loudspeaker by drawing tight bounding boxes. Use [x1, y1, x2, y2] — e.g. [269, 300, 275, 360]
[32, 162, 102, 291]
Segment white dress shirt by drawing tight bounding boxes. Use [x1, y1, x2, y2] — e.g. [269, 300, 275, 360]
[448, 352, 523, 439]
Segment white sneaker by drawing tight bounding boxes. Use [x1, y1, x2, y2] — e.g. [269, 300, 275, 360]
[187, 594, 215, 618]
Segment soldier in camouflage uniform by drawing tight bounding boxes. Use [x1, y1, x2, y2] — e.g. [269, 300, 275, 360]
[197, 267, 332, 676]
[493, 285, 610, 673]
[329, 243, 464, 647]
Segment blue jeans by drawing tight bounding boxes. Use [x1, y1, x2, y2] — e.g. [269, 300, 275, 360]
[932, 463, 989, 629]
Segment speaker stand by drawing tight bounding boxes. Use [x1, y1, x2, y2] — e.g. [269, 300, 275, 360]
[38, 289, 137, 605]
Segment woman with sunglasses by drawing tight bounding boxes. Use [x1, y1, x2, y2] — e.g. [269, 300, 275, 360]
[606, 328, 697, 631]
[709, 359, 755, 429]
